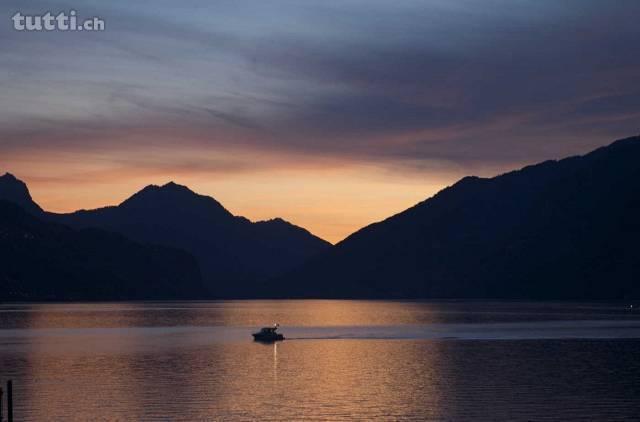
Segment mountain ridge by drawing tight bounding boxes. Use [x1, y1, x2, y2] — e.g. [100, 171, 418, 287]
[0, 199, 205, 301]
[2, 135, 639, 300]
[277, 135, 640, 300]
[0, 172, 43, 215]
[0, 175, 331, 297]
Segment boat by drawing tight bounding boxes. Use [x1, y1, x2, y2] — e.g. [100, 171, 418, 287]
[252, 324, 285, 342]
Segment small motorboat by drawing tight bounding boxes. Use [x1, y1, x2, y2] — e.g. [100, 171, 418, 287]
[252, 324, 285, 342]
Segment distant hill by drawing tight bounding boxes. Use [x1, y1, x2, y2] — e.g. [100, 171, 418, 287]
[0, 173, 43, 215]
[0, 200, 205, 301]
[279, 136, 640, 300]
[0, 173, 329, 299]
[3, 136, 639, 301]
[44, 182, 330, 297]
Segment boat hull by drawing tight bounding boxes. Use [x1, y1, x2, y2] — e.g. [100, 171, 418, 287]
[252, 333, 285, 342]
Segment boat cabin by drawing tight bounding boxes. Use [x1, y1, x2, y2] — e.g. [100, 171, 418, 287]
[252, 323, 284, 341]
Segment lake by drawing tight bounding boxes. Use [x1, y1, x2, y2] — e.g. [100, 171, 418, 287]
[1, 300, 639, 420]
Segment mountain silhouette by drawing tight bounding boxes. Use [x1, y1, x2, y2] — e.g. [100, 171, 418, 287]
[0, 173, 43, 215]
[3, 136, 639, 301]
[279, 135, 640, 300]
[48, 182, 331, 297]
[0, 200, 205, 301]
[0, 174, 329, 298]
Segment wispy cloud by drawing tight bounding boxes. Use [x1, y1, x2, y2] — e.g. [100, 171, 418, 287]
[1, 0, 639, 240]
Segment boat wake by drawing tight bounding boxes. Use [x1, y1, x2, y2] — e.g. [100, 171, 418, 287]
[279, 320, 640, 341]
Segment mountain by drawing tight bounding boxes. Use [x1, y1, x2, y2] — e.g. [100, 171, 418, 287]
[279, 135, 640, 300]
[49, 182, 331, 297]
[0, 172, 43, 215]
[0, 200, 205, 301]
[0, 173, 330, 298]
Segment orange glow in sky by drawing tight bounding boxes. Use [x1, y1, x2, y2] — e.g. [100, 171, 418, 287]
[2, 1, 638, 242]
[3, 147, 468, 243]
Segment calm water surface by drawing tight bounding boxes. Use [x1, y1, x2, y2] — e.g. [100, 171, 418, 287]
[1, 301, 639, 421]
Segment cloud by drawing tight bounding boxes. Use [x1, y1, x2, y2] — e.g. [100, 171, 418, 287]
[1, 0, 639, 174]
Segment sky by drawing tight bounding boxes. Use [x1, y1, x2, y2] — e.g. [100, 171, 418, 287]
[1, 0, 639, 242]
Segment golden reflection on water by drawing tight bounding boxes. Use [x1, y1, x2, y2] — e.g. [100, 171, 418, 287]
[1, 302, 447, 420]
[21, 303, 154, 420]
[273, 342, 278, 382]
[1, 301, 639, 420]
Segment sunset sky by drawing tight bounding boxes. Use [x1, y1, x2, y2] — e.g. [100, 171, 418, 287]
[1, 0, 639, 242]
